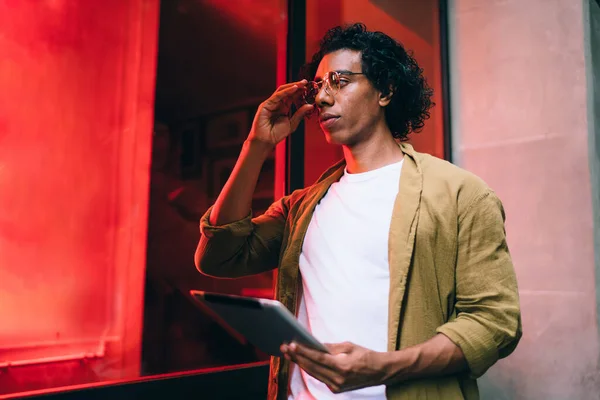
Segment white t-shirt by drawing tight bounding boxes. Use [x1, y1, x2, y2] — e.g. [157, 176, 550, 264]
[289, 159, 404, 400]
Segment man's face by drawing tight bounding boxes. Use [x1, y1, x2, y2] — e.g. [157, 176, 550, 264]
[314, 49, 385, 145]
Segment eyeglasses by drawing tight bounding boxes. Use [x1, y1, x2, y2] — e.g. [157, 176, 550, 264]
[302, 71, 365, 105]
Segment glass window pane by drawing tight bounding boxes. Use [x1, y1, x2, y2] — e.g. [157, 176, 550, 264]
[142, 0, 286, 376]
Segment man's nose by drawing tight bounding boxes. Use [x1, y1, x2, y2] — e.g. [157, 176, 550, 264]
[315, 83, 333, 107]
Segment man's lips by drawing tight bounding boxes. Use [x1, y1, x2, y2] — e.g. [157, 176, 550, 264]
[319, 113, 339, 122]
[319, 113, 340, 129]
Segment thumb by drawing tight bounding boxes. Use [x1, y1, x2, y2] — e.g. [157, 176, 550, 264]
[325, 341, 354, 355]
[289, 104, 314, 132]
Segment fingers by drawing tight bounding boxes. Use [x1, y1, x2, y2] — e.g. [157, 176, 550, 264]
[287, 342, 339, 371]
[289, 104, 315, 131]
[293, 353, 339, 390]
[267, 85, 303, 106]
[325, 342, 354, 355]
[281, 342, 323, 364]
[275, 79, 307, 92]
[259, 80, 312, 132]
[281, 343, 339, 390]
[291, 343, 327, 360]
[265, 79, 309, 108]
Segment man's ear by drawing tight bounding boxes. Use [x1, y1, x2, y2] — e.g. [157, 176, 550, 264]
[379, 88, 393, 107]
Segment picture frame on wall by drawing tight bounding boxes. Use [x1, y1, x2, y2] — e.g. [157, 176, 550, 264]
[204, 109, 250, 150]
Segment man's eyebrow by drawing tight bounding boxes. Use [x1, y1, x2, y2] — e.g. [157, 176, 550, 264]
[313, 69, 356, 80]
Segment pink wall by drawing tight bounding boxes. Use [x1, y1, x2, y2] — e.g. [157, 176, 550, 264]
[450, 0, 599, 397]
[0, 0, 159, 395]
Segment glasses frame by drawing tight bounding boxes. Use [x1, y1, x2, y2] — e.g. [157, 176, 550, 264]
[302, 70, 366, 105]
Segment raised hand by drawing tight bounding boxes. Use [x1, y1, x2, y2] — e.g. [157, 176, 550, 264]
[248, 80, 315, 147]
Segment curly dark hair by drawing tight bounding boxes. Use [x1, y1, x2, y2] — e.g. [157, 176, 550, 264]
[300, 23, 434, 141]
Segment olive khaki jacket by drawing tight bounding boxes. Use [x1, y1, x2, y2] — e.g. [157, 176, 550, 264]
[196, 143, 522, 400]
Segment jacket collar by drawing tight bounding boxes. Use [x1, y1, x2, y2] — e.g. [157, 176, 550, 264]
[387, 142, 423, 351]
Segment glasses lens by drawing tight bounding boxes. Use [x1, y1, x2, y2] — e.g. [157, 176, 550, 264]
[303, 81, 320, 104]
[327, 72, 340, 95]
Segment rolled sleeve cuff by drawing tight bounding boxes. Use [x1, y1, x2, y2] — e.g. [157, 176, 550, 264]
[436, 320, 499, 379]
[199, 206, 254, 238]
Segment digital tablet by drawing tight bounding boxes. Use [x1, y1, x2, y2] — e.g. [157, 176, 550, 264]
[189, 290, 329, 356]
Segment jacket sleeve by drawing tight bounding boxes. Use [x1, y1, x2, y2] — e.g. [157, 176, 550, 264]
[194, 196, 290, 278]
[436, 190, 522, 378]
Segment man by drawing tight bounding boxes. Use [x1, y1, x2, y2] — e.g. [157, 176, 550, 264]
[195, 23, 521, 400]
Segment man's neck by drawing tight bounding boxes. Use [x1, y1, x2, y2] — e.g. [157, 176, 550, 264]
[342, 131, 404, 174]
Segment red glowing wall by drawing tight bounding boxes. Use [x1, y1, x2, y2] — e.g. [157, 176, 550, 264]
[0, 0, 159, 395]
